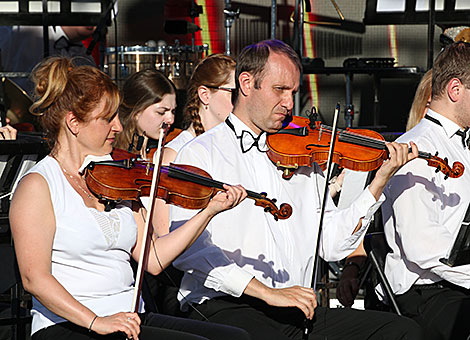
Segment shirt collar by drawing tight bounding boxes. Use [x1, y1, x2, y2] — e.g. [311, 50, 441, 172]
[51, 26, 68, 42]
[426, 109, 465, 142]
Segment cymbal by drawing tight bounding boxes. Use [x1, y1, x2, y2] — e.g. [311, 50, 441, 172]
[1, 77, 36, 128]
[455, 27, 470, 43]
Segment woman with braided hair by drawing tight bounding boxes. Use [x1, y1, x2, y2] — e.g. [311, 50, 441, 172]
[154, 53, 236, 236]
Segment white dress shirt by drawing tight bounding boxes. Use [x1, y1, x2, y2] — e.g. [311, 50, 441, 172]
[382, 109, 470, 295]
[170, 113, 384, 309]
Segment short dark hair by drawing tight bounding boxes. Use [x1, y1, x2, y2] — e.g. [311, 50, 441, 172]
[232, 40, 302, 105]
[432, 41, 470, 100]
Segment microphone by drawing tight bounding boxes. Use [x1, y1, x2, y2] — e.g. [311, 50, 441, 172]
[86, 0, 115, 55]
[164, 20, 201, 34]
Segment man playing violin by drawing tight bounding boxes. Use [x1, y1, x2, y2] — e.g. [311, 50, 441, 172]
[170, 39, 423, 339]
[381, 41, 470, 340]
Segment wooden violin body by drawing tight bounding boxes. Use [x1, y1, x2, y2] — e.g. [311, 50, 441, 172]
[84, 158, 292, 221]
[267, 116, 387, 174]
[267, 115, 464, 180]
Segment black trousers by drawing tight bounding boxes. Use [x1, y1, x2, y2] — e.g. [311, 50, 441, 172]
[187, 295, 423, 340]
[395, 281, 470, 340]
[32, 312, 250, 340]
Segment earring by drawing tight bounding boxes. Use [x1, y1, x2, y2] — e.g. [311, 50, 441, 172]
[204, 104, 208, 110]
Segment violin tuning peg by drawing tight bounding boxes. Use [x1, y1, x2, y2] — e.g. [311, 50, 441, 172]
[272, 198, 277, 203]
[260, 192, 267, 197]
[445, 173, 449, 180]
[444, 157, 448, 163]
[274, 215, 279, 221]
[264, 207, 270, 212]
[435, 151, 439, 156]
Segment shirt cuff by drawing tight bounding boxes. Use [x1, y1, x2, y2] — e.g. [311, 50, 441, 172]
[361, 185, 385, 221]
[212, 265, 254, 297]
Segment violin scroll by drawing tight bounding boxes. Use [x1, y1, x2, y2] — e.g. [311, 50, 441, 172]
[253, 192, 292, 220]
[427, 153, 464, 179]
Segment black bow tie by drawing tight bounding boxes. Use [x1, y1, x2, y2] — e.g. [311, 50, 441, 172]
[225, 118, 267, 153]
[455, 127, 470, 149]
[239, 130, 267, 153]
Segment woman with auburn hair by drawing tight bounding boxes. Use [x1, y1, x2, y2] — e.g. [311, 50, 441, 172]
[9, 56, 249, 340]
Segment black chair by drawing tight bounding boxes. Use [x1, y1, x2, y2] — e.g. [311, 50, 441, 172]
[0, 244, 32, 340]
[362, 231, 402, 315]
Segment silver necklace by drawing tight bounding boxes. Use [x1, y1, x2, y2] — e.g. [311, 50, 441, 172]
[58, 162, 94, 200]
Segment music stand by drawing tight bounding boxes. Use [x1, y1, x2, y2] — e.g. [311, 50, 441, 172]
[0, 0, 113, 26]
[364, 0, 470, 25]
[440, 203, 470, 267]
[0, 138, 48, 234]
[364, 0, 470, 69]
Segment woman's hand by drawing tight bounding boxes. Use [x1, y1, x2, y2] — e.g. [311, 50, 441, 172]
[206, 184, 247, 216]
[0, 125, 17, 140]
[91, 312, 141, 340]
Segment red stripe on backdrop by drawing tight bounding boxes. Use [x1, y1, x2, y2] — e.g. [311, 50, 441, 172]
[204, 0, 224, 54]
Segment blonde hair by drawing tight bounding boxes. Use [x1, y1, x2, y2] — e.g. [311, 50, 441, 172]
[114, 69, 176, 151]
[183, 54, 236, 136]
[30, 57, 120, 152]
[406, 70, 432, 131]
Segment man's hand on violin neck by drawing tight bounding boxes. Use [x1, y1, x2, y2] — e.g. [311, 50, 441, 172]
[369, 141, 419, 200]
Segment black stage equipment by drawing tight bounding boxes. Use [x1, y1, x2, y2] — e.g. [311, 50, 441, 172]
[364, 0, 470, 69]
[164, 20, 201, 35]
[440, 203, 470, 267]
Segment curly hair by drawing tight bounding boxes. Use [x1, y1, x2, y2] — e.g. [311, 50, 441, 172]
[30, 56, 120, 153]
[183, 54, 236, 136]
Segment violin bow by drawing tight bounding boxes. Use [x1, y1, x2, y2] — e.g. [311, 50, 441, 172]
[302, 103, 341, 339]
[131, 123, 169, 313]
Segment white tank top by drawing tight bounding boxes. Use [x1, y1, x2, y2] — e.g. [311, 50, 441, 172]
[165, 129, 194, 154]
[25, 156, 143, 335]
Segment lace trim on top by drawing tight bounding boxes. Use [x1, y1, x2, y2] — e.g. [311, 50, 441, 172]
[89, 209, 121, 247]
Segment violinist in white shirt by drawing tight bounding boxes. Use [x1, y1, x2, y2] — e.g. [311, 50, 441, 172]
[382, 41, 470, 340]
[169, 39, 423, 340]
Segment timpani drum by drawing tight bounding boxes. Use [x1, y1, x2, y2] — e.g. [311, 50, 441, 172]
[104, 44, 208, 89]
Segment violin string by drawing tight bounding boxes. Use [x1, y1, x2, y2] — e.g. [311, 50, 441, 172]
[167, 165, 263, 199]
[320, 125, 387, 149]
[320, 127, 433, 160]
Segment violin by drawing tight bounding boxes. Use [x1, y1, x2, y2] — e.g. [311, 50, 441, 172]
[267, 115, 465, 180]
[83, 158, 292, 221]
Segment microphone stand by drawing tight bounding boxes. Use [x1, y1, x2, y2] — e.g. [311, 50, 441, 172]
[42, 0, 49, 58]
[302, 103, 341, 339]
[86, 0, 116, 56]
[189, 1, 202, 51]
[224, 0, 239, 56]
